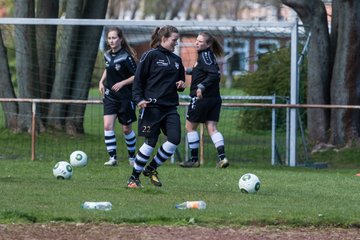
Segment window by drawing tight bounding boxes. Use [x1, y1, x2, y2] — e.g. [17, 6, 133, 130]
[254, 39, 280, 70]
[255, 39, 280, 56]
[223, 38, 250, 76]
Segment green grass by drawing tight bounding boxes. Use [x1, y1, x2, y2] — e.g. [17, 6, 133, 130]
[1, 158, 360, 227]
[2, 87, 360, 227]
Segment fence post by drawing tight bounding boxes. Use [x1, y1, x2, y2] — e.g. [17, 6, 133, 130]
[31, 101, 36, 161]
[199, 123, 204, 165]
[289, 19, 299, 167]
[271, 95, 276, 165]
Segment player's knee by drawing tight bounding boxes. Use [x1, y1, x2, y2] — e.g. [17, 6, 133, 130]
[168, 136, 181, 146]
[122, 125, 132, 134]
[145, 137, 158, 147]
[104, 124, 113, 131]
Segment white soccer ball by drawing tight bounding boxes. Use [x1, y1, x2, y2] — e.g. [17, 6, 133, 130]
[53, 161, 73, 179]
[239, 173, 261, 193]
[70, 150, 88, 167]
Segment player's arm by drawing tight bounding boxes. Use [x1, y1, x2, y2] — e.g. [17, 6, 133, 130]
[196, 53, 219, 97]
[133, 52, 151, 106]
[99, 70, 106, 95]
[176, 60, 186, 92]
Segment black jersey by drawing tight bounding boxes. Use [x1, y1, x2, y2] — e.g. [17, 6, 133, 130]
[104, 48, 137, 101]
[189, 48, 221, 98]
[132, 46, 185, 107]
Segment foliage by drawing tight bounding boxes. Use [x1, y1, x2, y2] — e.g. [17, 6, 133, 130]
[1, 0, 13, 16]
[234, 47, 307, 131]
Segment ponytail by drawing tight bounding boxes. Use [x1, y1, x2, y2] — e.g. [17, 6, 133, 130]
[150, 25, 179, 48]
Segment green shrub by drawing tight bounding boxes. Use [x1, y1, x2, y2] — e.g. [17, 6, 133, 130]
[235, 47, 307, 131]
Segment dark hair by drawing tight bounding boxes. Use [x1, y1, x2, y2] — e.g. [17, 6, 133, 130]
[198, 31, 223, 57]
[150, 25, 179, 48]
[106, 27, 137, 60]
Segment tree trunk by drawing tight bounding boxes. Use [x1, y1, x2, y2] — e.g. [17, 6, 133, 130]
[185, 0, 195, 20]
[0, 29, 18, 131]
[106, 0, 120, 19]
[130, 0, 141, 20]
[169, 0, 185, 20]
[47, 0, 83, 130]
[65, 0, 108, 135]
[14, 0, 39, 132]
[329, 0, 360, 145]
[36, 0, 59, 123]
[281, 0, 331, 146]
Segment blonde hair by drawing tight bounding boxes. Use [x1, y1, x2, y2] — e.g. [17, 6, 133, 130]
[106, 27, 137, 60]
[198, 31, 223, 57]
[150, 25, 179, 48]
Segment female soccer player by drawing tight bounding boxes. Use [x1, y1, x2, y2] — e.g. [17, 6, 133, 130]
[99, 27, 137, 167]
[127, 25, 186, 188]
[180, 32, 229, 168]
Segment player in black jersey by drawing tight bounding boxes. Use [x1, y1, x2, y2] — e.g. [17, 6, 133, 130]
[180, 32, 229, 168]
[99, 27, 137, 167]
[127, 25, 186, 188]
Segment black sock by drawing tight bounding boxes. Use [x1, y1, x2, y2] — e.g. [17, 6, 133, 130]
[147, 160, 158, 171]
[217, 146, 225, 160]
[131, 168, 141, 179]
[129, 151, 135, 158]
[109, 150, 116, 159]
[190, 148, 198, 162]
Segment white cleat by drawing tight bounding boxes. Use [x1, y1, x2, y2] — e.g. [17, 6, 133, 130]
[216, 158, 229, 168]
[104, 157, 118, 166]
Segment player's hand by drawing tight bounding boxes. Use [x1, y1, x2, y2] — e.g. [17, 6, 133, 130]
[111, 82, 124, 92]
[99, 82, 104, 95]
[138, 100, 150, 109]
[176, 80, 186, 90]
[196, 88, 203, 100]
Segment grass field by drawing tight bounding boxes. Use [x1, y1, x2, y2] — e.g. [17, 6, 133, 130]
[1, 158, 360, 227]
[1, 87, 360, 228]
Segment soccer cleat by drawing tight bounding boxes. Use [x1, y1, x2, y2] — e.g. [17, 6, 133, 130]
[104, 157, 118, 166]
[143, 168, 162, 187]
[216, 157, 229, 168]
[127, 176, 143, 188]
[179, 160, 200, 168]
[128, 157, 136, 166]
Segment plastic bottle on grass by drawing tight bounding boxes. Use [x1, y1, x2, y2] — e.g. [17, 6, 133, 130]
[81, 201, 112, 211]
[175, 201, 206, 209]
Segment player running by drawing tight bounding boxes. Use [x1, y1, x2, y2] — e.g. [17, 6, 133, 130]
[127, 25, 186, 188]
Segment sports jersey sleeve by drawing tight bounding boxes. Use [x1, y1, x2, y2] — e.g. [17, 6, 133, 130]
[124, 55, 137, 75]
[196, 51, 220, 91]
[132, 51, 151, 104]
[177, 59, 186, 92]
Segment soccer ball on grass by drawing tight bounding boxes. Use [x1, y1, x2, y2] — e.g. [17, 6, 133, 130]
[239, 173, 260, 193]
[70, 150, 88, 167]
[53, 161, 73, 179]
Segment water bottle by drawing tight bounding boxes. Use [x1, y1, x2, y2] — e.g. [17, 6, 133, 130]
[81, 201, 112, 211]
[175, 201, 206, 210]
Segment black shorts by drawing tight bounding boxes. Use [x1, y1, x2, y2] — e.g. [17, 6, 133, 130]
[103, 95, 137, 125]
[138, 106, 181, 140]
[186, 97, 222, 123]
